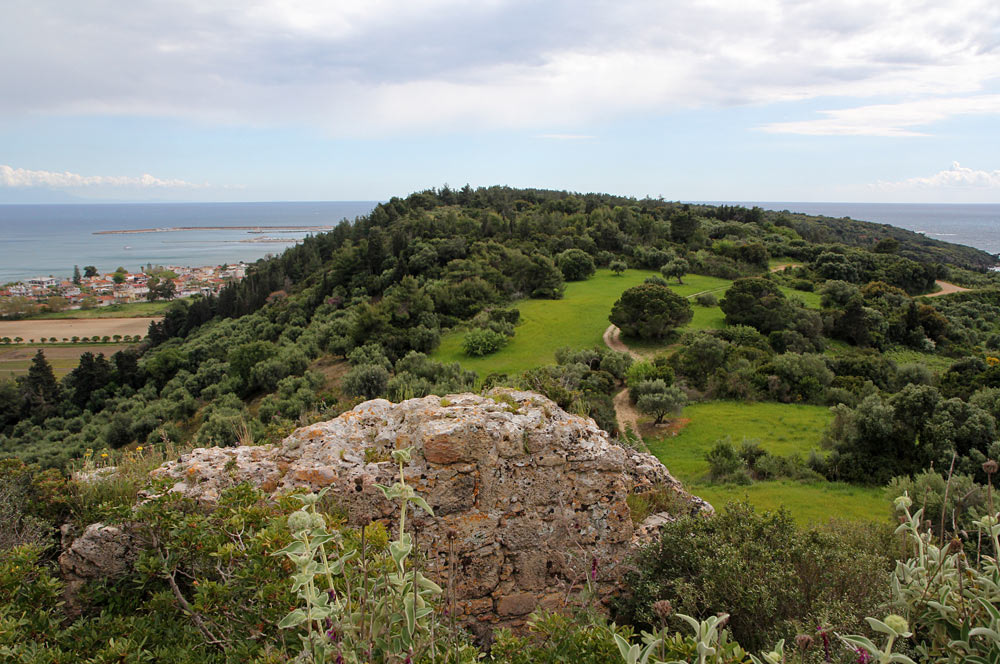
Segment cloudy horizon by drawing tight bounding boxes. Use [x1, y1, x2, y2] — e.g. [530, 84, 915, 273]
[2, 0, 998, 203]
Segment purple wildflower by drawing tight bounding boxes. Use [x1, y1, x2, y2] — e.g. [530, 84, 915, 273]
[590, 556, 598, 582]
[817, 626, 831, 662]
[854, 647, 872, 664]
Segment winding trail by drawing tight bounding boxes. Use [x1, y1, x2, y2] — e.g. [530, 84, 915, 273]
[925, 280, 971, 297]
[613, 388, 642, 438]
[604, 267, 802, 440]
[604, 324, 646, 441]
[769, 263, 802, 272]
[603, 324, 640, 360]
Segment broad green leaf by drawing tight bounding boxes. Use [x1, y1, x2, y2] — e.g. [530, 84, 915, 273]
[270, 540, 307, 557]
[408, 495, 435, 517]
[277, 609, 308, 629]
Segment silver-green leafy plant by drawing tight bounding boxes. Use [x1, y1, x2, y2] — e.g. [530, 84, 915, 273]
[838, 493, 1000, 664]
[613, 612, 776, 664]
[839, 615, 916, 664]
[273, 446, 477, 663]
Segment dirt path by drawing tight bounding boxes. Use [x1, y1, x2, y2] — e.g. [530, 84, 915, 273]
[603, 324, 647, 440]
[613, 388, 642, 437]
[603, 324, 641, 360]
[925, 280, 971, 297]
[770, 263, 802, 272]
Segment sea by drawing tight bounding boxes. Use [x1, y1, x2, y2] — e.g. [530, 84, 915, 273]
[0, 201, 378, 283]
[727, 202, 1000, 259]
[1, 200, 998, 284]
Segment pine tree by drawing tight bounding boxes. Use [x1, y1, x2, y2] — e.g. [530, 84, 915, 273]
[18, 350, 61, 420]
[73, 265, 82, 285]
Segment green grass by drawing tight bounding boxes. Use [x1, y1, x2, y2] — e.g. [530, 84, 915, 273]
[691, 481, 886, 524]
[646, 401, 887, 524]
[30, 301, 171, 319]
[434, 270, 733, 377]
[648, 401, 833, 478]
[779, 286, 822, 309]
[687, 304, 727, 331]
[885, 348, 956, 373]
[0, 344, 131, 379]
[658, 274, 734, 299]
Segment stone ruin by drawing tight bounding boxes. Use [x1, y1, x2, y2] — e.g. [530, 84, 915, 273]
[62, 389, 710, 632]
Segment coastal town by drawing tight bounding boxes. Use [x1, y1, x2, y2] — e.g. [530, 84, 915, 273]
[0, 263, 248, 317]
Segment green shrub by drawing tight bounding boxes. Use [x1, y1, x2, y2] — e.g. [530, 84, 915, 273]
[462, 328, 508, 357]
[625, 360, 673, 391]
[342, 363, 391, 399]
[694, 292, 718, 307]
[614, 502, 898, 653]
[706, 438, 744, 481]
[557, 248, 597, 281]
[491, 610, 633, 664]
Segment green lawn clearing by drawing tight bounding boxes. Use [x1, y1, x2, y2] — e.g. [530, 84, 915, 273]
[433, 268, 655, 376]
[645, 400, 887, 524]
[31, 301, 172, 319]
[434, 270, 734, 377]
[0, 344, 132, 379]
[884, 348, 956, 373]
[692, 480, 886, 525]
[778, 286, 822, 309]
[686, 304, 727, 331]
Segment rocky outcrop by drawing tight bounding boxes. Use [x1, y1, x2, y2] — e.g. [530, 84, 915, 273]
[59, 522, 138, 612]
[147, 389, 709, 629]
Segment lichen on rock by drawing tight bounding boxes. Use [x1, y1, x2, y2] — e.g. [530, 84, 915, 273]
[146, 389, 710, 627]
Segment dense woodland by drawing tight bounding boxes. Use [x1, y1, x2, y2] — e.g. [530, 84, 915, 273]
[4, 186, 1000, 663]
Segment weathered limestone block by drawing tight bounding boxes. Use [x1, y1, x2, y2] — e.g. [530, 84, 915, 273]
[59, 522, 138, 612]
[144, 389, 711, 629]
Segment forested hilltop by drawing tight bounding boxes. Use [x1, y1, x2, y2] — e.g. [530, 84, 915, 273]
[4, 186, 1000, 663]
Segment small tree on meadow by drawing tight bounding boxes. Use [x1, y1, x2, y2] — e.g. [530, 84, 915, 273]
[637, 384, 687, 424]
[660, 258, 689, 284]
[556, 248, 596, 282]
[609, 284, 693, 339]
[609, 259, 627, 276]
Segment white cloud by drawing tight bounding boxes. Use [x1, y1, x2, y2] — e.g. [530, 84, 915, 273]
[536, 134, 595, 140]
[873, 162, 1000, 191]
[1, 0, 999, 135]
[758, 95, 1000, 136]
[0, 165, 205, 189]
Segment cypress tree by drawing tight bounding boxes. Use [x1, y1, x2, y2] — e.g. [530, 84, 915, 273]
[19, 350, 61, 420]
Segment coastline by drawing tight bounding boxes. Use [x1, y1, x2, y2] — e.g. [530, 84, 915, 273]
[94, 225, 334, 235]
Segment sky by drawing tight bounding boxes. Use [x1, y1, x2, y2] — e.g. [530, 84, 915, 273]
[2, 0, 999, 204]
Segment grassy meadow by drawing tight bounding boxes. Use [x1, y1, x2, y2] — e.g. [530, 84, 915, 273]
[30, 301, 172, 319]
[434, 268, 653, 376]
[646, 401, 888, 524]
[0, 343, 132, 379]
[434, 270, 736, 376]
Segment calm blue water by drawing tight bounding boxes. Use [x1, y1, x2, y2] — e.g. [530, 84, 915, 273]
[2, 200, 998, 283]
[0, 201, 378, 283]
[739, 202, 1000, 258]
